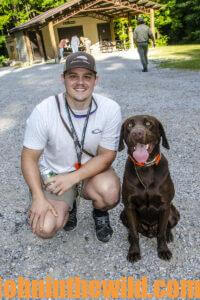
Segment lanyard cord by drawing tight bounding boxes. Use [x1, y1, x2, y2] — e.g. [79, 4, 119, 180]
[65, 95, 92, 165]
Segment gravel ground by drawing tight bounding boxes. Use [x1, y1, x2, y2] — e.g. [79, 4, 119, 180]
[0, 49, 200, 299]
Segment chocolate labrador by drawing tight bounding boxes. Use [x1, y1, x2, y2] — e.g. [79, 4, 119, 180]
[119, 115, 180, 263]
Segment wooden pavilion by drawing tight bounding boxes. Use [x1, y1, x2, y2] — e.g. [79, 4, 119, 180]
[7, 0, 162, 63]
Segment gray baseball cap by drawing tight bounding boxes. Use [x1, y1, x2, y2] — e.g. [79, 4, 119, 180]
[138, 17, 145, 24]
[63, 51, 97, 74]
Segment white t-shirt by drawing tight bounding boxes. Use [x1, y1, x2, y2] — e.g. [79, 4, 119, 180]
[23, 93, 122, 174]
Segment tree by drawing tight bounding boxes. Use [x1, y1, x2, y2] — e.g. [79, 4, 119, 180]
[157, 0, 200, 43]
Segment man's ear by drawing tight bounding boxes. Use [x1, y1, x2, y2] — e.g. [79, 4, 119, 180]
[159, 121, 170, 149]
[94, 74, 99, 86]
[61, 73, 65, 83]
[118, 123, 125, 151]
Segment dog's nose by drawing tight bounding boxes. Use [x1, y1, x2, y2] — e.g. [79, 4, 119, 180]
[132, 128, 145, 139]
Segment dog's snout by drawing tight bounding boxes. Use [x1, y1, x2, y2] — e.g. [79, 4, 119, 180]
[132, 127, 145, 139]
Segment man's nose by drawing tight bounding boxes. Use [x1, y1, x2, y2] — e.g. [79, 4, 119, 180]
[76, 76, 84, 84]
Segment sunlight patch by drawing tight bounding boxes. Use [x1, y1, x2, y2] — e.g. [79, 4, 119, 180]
[107, 63, 124, 70]
[0, 118, 15, 132]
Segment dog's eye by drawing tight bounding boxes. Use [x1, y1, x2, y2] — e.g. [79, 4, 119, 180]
[145, 121, 151, 126]
[128, 123, 133, 129]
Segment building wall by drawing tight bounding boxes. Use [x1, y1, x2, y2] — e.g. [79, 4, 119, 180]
[41, 26, 55, 59]
[15, 31, 28, 61]
[42, 16, 108, 58]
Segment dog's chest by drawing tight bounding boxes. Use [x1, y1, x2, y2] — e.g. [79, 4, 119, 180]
[124, 166, 166, 222]
[134, 193, 164, 224]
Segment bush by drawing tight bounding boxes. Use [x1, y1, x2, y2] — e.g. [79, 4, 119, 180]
[0, 35, 8, 56]
[0, 55, 7, 66]
[156, 35, 169, 46]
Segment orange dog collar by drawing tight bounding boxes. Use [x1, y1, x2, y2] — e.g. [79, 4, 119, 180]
[129, 153, 161, 167]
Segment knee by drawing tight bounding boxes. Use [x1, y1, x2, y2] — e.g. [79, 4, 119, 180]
[99, 180, 121, 208]
[34, 216, 57, 239]
[35, 226, 56, 239]
[35, 231, 55, 239]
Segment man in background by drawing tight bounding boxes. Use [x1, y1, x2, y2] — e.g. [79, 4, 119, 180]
[71, 35, 80, 53]
[80, 37, 92, 54]
[58, 38, 68, 61]
[133, 17, 155, 72]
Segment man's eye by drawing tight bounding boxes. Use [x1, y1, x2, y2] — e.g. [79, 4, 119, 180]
[84, 75, 92, 80]
[69, 75, 77, 79]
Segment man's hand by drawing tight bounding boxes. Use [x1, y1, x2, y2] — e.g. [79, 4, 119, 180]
[29, 197, 58, 233]
[46, 172, 78, 196]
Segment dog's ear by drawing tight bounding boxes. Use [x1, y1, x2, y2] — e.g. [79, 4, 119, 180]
[159, 122, 170, 149]
[118, 123, 125, 151]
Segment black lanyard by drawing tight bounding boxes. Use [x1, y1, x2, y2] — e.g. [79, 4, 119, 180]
[65, 95, 93, 169]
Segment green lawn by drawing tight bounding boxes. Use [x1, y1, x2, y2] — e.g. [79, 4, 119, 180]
[149, 44, 200, 71]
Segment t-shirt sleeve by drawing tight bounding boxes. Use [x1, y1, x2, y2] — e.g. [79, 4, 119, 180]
[23, 107, 48, 150]
[99, 105, 122, 151]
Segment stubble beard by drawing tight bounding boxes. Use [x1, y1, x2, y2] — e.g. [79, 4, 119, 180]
[66, 91, 92, 109]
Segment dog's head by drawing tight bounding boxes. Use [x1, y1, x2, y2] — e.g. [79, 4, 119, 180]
[118, 115, 169, 163]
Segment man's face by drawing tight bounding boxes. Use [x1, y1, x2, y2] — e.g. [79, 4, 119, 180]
[62, 68, 98, 103]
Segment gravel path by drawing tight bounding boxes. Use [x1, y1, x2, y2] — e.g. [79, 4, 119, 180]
[0, 50, 200, 299]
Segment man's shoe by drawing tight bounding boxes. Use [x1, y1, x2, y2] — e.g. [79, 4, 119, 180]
[142, 68, 148, 72]
[63, 202, 77, 231]
[92, 209, 113, 243]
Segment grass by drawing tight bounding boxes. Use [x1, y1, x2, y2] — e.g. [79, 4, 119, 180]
[149, 44, 200, 71]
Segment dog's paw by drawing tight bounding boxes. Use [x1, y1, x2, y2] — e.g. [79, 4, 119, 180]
[166, 231, 174, 243]
[158, 247, 172, 260]
[127, 250, 141, 263]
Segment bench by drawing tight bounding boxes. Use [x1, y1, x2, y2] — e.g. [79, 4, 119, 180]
[100, 41, 116, 53]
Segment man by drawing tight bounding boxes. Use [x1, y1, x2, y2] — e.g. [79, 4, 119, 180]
[21, 52, 121, 243]
[80, 37, 92, 54]
[133, 17, 156, 72]
[58, 38, 67, 61]
[71, 35, 80, 53]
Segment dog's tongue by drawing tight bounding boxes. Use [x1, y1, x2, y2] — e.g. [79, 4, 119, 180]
[132, 143, 149, 163]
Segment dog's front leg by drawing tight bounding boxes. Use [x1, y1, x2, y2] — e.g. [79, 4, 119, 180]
[125, 203, 141, 263]
[157, 206, 172, 260]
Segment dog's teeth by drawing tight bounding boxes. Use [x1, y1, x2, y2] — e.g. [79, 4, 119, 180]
[146, 144, 149, 149]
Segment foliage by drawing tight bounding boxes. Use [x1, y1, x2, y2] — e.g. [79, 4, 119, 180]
[155, 35, 168, 46]
[0, 55, 7, 65]
[114, 18, 129, 49]
[0, 35, 7, 56]
[0, 0, 200, 58]
[157, 0, 200, 43]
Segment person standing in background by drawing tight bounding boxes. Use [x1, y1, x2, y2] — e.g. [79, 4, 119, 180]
[133, 17, 155, 72]
[84, 37, 92, 54]
[71, 35, 80, 53]
[58, 38, 67, 61]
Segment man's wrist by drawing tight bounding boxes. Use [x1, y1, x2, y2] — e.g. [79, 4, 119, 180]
[31, 190, 46, 202]
[70, 171, 81, 184]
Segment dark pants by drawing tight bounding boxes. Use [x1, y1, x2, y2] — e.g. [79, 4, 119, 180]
[137, 42, 148, 70]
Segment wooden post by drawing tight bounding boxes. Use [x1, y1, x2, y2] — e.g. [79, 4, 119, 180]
[48, 21, 57, 60]
[24, 31, 33, 63]
[36, 30, 46, 61]
[128, 13, 134, 49]
[110, 19, 115, 42]
[150, 8, 155, 39]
